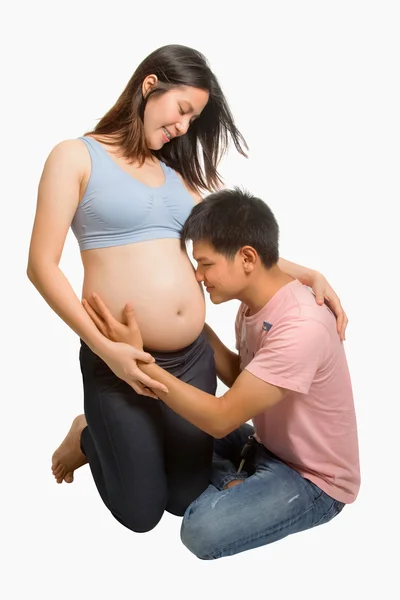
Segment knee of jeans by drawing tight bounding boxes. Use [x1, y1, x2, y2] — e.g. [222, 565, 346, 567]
[180, 505, 216, 560]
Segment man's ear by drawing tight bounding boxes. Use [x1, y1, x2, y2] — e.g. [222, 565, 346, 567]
[241, 246, 257, 272]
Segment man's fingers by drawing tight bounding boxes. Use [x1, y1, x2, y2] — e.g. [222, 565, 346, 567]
[82, 299, 107, 336]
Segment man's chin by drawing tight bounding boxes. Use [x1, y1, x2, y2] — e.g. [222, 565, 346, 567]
[209, 293, 225, 305]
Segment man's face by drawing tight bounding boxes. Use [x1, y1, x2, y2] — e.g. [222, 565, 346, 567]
[192, 240, 245, 304]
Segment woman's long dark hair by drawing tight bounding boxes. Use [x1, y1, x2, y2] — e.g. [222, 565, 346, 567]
[86, 44, 248, 191]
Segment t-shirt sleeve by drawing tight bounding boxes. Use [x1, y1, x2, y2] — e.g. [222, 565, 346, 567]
[245, 319, 330, 394]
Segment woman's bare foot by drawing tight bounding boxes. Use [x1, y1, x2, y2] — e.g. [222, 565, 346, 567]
[51, 415, 88, 484]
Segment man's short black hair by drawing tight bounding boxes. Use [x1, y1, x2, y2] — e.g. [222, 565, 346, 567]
[181, 187, 279, 268]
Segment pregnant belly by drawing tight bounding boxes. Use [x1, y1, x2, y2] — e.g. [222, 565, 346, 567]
[81, 239, 206, 351]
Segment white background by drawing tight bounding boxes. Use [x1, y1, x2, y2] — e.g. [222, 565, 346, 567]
[2, 1, 399, 598]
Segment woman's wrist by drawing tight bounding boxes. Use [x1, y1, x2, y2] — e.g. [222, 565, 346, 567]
[278, 257, 315, 285]
[87, 334, 115, 360]
[298, 267, 317, 287]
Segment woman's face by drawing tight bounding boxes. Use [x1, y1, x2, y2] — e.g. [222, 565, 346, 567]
[142, 79, 209, 150]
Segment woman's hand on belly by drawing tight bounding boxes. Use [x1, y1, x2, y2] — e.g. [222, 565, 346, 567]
[84, 293, 168, 397]
[81, 239, 206, 350]
[83, 294, 143, 350]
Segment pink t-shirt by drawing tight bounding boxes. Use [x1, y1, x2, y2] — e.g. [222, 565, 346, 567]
[235, 279, 360, 504]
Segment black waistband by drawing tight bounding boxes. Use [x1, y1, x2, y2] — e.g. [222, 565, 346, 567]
[145, 331, 208, 372]
[80, 330, 208, 370]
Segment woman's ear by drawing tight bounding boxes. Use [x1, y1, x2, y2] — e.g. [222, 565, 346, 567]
[142, 74, 158, 97]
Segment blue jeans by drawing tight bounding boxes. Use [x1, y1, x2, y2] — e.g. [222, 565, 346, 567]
[180, 423, 345, 559]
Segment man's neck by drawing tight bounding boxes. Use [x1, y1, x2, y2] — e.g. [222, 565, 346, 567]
[240, 266, 294, 316]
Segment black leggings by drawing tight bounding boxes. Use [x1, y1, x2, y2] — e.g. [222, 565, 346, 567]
[79, 332, 217, 533]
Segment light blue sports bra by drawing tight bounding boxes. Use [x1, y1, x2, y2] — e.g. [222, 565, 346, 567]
[71, 136, 195, 251]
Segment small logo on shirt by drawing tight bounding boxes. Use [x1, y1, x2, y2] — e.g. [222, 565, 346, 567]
[262, 321, 272, 332]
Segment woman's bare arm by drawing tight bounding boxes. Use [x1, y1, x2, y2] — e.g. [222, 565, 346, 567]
[27, 140, 113, 355]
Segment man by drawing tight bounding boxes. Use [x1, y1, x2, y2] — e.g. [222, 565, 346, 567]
[85, 188, 361, 558]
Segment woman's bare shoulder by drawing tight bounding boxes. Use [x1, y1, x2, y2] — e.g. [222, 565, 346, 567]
[43, 138, 91, 177]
